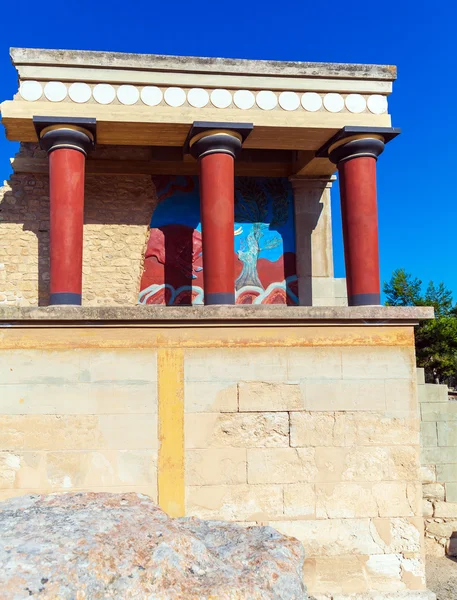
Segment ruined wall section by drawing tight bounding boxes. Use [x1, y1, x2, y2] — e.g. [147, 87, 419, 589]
[419, 368, 457, 556]
[0, 143, 156, 306]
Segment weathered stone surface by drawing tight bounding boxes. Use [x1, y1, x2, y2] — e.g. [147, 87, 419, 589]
[290, 412, 335, 447]
[426, 520, 457, 538]
[433, 501, 457, 518]
[422, 483, 445, 501]
[239, 382, 303, 412]
[423, 500, 434, 518]
[0, 492, 307, 599]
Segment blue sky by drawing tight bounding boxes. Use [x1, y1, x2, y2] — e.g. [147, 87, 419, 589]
[0, 0, 455, 298]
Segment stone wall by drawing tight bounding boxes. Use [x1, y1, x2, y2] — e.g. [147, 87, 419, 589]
[0, 144, 156, 306]
[0, 316, 428, 598]
[419, 369, 457, 556]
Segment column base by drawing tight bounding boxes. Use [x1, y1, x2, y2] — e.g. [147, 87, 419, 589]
[204, 292, 235, 305]
[50, 292, 82, 306]
[348, 293, 381, 306]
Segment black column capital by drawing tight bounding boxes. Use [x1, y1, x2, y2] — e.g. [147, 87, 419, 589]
[33, 116, 96, 156]
[185, 121, 253, 159]
[316, 125, 400, 165]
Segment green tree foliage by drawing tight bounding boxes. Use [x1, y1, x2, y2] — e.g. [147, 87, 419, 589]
[384, 269, 457, 384]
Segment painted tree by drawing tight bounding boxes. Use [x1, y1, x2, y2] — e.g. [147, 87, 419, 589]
[234, 178, 289, 289]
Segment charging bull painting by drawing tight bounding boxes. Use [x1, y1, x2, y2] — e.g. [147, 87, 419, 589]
[138, 176, 298, 305]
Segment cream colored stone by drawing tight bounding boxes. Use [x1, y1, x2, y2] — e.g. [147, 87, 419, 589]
[423, 500, 434, 518]
[238, 381, 303, 412]
[247, 447, 316, 484]
[422, 483, 445, 501]
[306, 556, 371, 595]
[364, 554, 403, 592]
[283, 483, 316, 518]
[185, 412, 289, 448]
[421, 519, 457, 539]
[388, 517, 423, 553]
[316, 483, 378, 518]
[372, 482, 414, 517]
[433, 501, 457, 518]
[385, 379, 417, 414]
[0, 451, 45, 490]
[290, 412, 335, 447]
[335, 413, 419, 447]
[186, 448, 247, 485]
[271, 518, 384, 556]
[286, 347, 342, 380]
[186, 484, 283, 521]
[420, 465, 436, 484]
[184, 381, 238, 413]
[304, 379, 386, 412]
[342, 347, 414, 380]
[424, 536, 445, 557]
[87, 350, 157, 382]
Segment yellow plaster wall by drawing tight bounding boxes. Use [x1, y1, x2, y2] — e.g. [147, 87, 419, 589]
[0, 323, 425, 596]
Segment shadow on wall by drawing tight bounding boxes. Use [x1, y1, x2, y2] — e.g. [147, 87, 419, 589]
[0, 150, 156, 305]
[139, 175, 299, 305]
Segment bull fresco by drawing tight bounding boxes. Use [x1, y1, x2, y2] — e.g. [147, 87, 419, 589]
[138, 175, 298, 305]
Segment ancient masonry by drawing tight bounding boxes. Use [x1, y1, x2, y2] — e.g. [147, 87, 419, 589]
[0, 48, 436, 599]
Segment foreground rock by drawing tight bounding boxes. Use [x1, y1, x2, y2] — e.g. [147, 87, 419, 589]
[0, 492, 307, 599]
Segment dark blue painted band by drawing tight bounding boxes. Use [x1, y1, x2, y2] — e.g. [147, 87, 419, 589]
[50, 292, 82, 305]
[349, 293, 381, 306]
[204, 292, 235, 305]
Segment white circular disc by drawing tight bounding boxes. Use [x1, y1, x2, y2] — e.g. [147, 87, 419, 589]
[323, 93, 344, 112]
[301, 92, 322, 112]
[44, 81, 67, 102]
[234, 89, 255, 110]
[210, 89, 232, 109]
[93, 83, 116, 104]
[279, 91, 300, 111]
[141, 86, 163, 106]
[345, 94, 367, 113]
[367, 95, 388, 114]
[68, 82, 91, 103]
[187, 88, 209, 108]
[19, 81, 43, 102]
[117, 85, 140, 105]
[256, 90, 277, 110]
[164, 87, 186, 107]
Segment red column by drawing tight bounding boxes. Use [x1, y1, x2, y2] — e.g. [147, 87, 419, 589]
[329, 136, 385, 306]
[36, 121, 95, 305]
[189, 128, 246, 305]
[49, 149, 85, 305]
[199, 152, 235, 305]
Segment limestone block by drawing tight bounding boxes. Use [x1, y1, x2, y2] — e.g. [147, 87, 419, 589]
[87, 350, 158, 382]
[186, 484, 283, 521]
[425, 520, 457, 538]
[386, 518, 423, 553]
[437, 421, 457, 446]
[424, 536, 445, 557]
[315, 483, 378, 518]
[117, 450, 158, 488]
[399, 555, 426, 590]
[420, 423, 437, 447]
[304, 379, 386, 412]
[185, 412, 289, 449]
[433, 501, 457, 518]
[0, 382, 158, 415]
[185, 348, 288, 383]
[422, 384, 449, 403]
[341, 347, 414, 380]
[290, 412, 335, 447]
[247, 448, 316, 484]
[184, 381, 238, 413]
[423, 500, 434, 517]
[422, 483, 445, 501]
[0, 414, 158, 451]
[314, 447, 389, 483]
[372, 482, 415, 517]
[422, 447, 457, 465]
[238, 382, 303, 412]
[436, 464, 457, 482]
[385, 379, 417, 414]
[286, 347, 342, 380]
[0, 349, 88, 384]
[416, 369, 425, 386]
[445, 482, 457, 503]
[389, 446, 421, 482]
[305, 555, 368, 595]
[364, 554, 403, 592]
[421, 402, 457, 422]
[271, 518, 384, 556]
[335, 413, 419, 447]
[186, 449, 247, 486]
[0, 451, 45, 490]
[283, 483, 316, 518]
